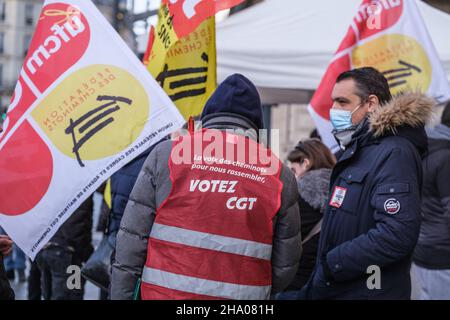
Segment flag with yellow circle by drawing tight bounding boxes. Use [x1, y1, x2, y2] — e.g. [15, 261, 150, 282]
[144, 3, 217, 120]
[0, 0, 184, 259]
[309, 0, 450, 151]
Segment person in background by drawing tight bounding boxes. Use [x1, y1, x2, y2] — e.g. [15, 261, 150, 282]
[0, 235, 14, 300]
[108, 138, 169, 241]
[0, 107, 6, 127]
[309, 129, 322, 140]
[284, 138, 336, 291]
[0, 122, 14, 300]
[94, 181, 112, 300]
[0, 227, 26, 282]
[412, 102, 450, 299]
[27, 259, 41, 300]
[93, 136, 169, 299]
[35, 196, 94, 300]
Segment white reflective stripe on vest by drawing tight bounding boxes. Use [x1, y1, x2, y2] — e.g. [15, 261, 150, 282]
[142, 266, 271, 300]
[149, 223, 272, 260]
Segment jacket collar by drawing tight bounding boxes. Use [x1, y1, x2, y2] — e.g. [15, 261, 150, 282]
[337, 120, 379, 163]
[201, 113, 259, 141]
[369, 92, 433, 138]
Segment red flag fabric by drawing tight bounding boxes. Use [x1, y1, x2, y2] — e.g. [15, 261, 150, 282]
[162, 0, 244, 38]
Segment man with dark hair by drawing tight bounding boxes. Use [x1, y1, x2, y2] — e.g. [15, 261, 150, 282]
[299, 67, 433, 299]
[412, 101, 450, 299]
[336, 67, 392, 105]
[331, 67, 393, 150]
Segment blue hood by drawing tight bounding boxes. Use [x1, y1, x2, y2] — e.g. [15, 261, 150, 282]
[201, 74, 264, 130]
[426, 124, 450, 142]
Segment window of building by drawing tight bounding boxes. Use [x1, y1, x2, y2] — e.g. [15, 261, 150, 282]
[25, 3, 34, 25]
[23, 34, 32, 57]
[0, 2, 5, 22]
[0, 64, 3, 89]
[0, 32, 4, 54]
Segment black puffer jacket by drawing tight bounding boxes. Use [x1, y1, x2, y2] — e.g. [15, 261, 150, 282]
[413, 124, 450, 269]
[0, 255, 14, 300]
[287, 168, 331, 291]
[49, 197, 94, 264]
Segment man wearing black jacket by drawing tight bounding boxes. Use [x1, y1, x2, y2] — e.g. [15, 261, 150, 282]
[295, 68, 432, 300]
[413, 102, 450, 299]
[35, 197, 94, 300]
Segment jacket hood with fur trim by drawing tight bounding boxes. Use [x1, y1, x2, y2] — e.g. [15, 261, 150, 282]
[297, 168, 331, 213]
[368, 92, 434, 157]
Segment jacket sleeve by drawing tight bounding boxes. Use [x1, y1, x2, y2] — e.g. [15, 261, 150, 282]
[271, 167, 302, 293]
[325, 147, 421, 283]
[436, 151, 450, 229]
[110, 147, 160, 300]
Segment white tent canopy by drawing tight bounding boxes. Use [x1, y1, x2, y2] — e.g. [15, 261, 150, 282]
[216, 0, 450, 103]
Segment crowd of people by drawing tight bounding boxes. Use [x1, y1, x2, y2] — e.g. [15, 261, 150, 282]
[1, 67, 450, 300]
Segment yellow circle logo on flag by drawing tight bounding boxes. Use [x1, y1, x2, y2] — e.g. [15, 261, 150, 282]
[31, 65, 149, 167]
[351, 34, 432, 95]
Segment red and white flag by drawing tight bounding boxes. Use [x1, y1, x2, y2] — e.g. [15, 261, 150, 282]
[162, 0, 244, 38]
[0, 0, 184, 258]
[309, 0, 450, 151]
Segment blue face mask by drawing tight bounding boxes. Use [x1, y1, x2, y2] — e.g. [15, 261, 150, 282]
[329, 104, 362, 131]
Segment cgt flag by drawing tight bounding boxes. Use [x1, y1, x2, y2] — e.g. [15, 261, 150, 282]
[0, 0, 184, 259]
[144, 0, 244, 120]
[309, 0, 450, 151]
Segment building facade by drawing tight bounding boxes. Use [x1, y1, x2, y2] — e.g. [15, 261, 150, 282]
[0, 0, 41, 112]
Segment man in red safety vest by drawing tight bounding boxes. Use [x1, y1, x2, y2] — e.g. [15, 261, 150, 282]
[111, 74, 302, 300]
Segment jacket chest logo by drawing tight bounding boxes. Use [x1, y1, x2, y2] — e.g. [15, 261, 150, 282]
[329, 186, 347, 208]
[384, 198, 401, 215]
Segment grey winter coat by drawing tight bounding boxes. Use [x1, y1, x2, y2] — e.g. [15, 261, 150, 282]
[111, 115, 302, 300]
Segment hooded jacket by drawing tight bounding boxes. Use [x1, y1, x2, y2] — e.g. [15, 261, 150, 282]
[302, 92, 433, 300]
[413, 124, 450, 269]
[110, 74, 302, 299]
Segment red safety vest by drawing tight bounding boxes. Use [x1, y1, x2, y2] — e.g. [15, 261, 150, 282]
[141, 129, 283, 300]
